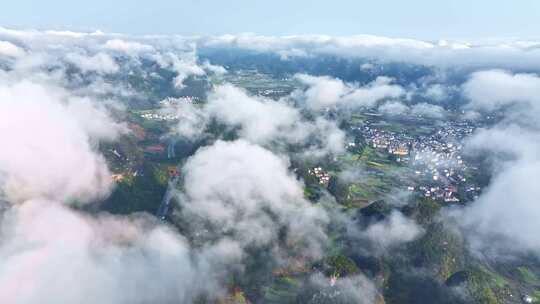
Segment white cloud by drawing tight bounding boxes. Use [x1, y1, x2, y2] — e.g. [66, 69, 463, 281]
[152, 52, 205, 89]
[463, 70, 540, 112]
[201, 60, 227, 75]
[0, 199, 229, 304]
[410, 102, 446, 118]
[0, 41, 25, 58]
[178, 139, 329, 259]
[302, 117, 347, 158]
[446, 125, 540, 257]
[199, 34, 540, 69]
[66, 52, 119, 74]
[169, 102, 209, 139]
[0, 81, 124, 204]
[44, 29, 104, 38]
[378, 100, 410, 115]
[342, 76, 405, 107]
[295, 74, 405, 110]
[361, 211, 424, 251]
[5, 28, 540, 70]
[206, 85, 301, 143]
[464, 125, 540, 161]
[0, 28, 221, 94]
[171, 84, 346, 157]
[424, 84, 450, 102]
[200, 34, 434, 60]
[295, 74, 347, 109]
[102, 39, 155, 55]
[0, 54, 239, 303]
[360, 63, 375, 71]
[0, 55, 241, 303]
[455, 157, 540, 256]
[449, 71, 540, 258]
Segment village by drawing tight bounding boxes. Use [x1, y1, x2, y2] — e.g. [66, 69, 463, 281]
[354, 118, 483, 203]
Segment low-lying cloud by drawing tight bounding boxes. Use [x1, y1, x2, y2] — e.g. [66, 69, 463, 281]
[295, 74, 405, 110]
[0, 200, 222, 304]
[0, 81, 124, 204]
[449, 69, 540, 258]
[177, 139, 329, 260]
[463, 70, 540, 113]
[199, 34, 540, 69]
[171, 84, 346, 158]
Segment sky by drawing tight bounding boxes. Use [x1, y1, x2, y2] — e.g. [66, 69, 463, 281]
[2, 0, 540, 40]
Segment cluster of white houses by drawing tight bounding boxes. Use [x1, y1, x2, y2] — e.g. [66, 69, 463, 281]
[358, 120, 481, 203]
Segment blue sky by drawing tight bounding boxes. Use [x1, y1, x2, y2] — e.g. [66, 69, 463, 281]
[2, 0, 540, 39]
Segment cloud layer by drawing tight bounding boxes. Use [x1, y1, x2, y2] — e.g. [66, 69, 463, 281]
[295, 74, 405, 110]
[178, 139, 329, 259]
[0, 200, 216, 304]
[0, 81, 124, 204]
[200, 34, 540, 69]
[171, 84, 346, 158]
[450, 70, 540, 257]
